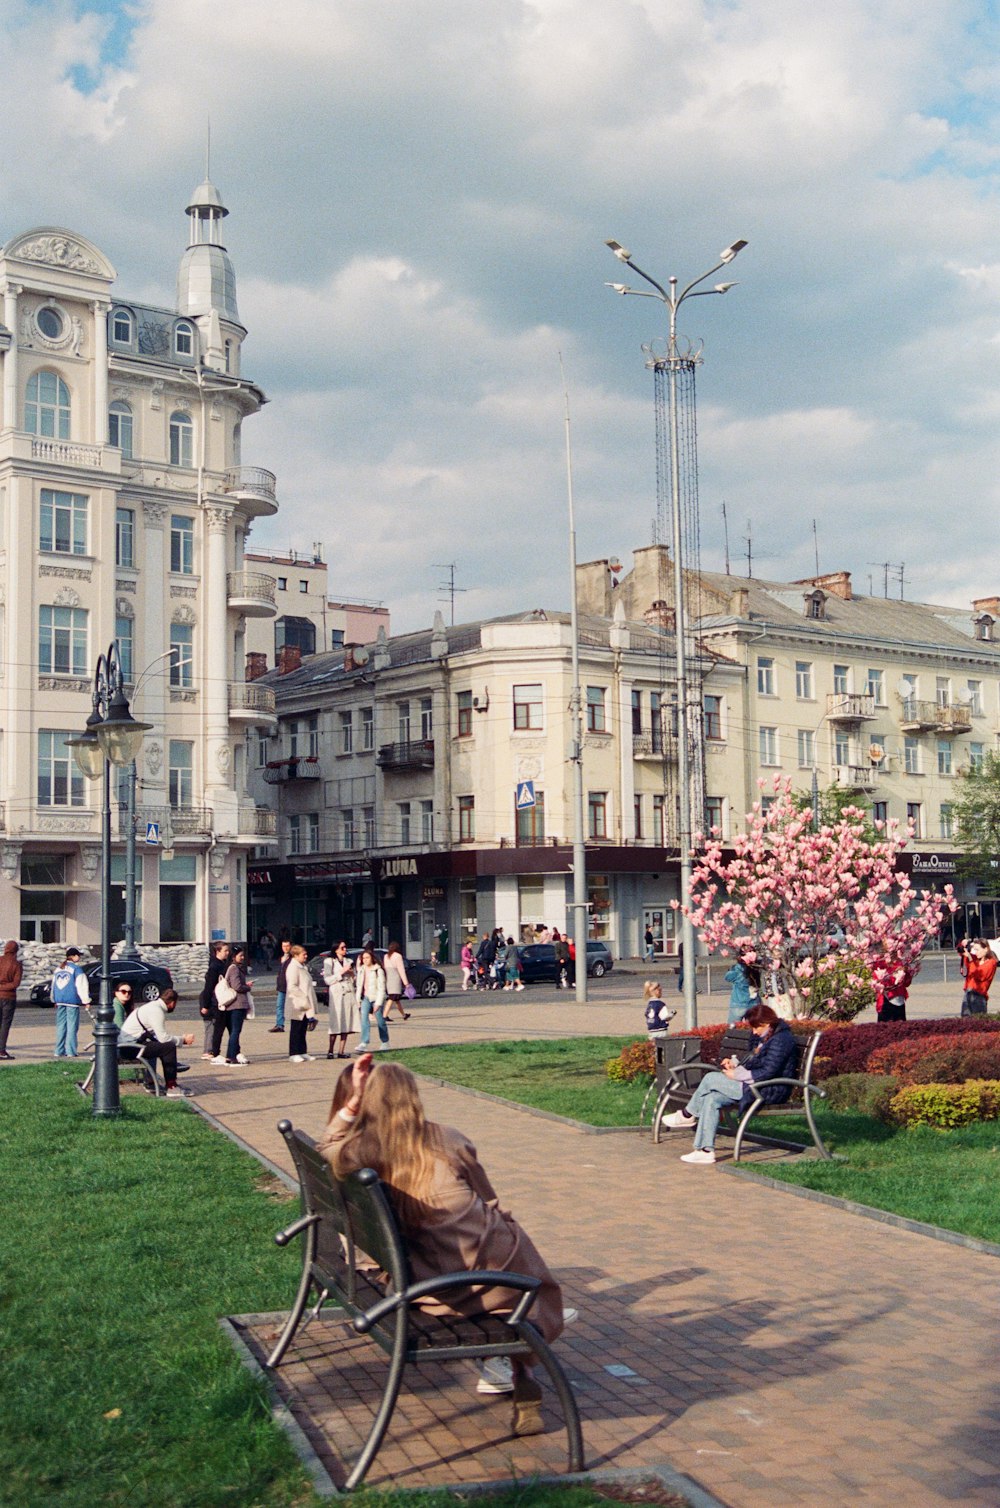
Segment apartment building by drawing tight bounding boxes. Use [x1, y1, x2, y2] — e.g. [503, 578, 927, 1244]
[241, 546, 389, 670]
[245, 606, 744, 957]
[0, 181, 279, 944]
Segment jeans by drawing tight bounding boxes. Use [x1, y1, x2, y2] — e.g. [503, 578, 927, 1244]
[274, 990, 286, 1029]
[0, 1000, 15, 1052]
[226, 1007, 248, 1060]
[358, 995, 389, 1048]
[55, 1004, 82, 1056]
[962, 990, 988, 1016]
[686, 1071, 745, 1150]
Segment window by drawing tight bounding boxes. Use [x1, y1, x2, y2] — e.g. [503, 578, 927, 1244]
[420, 799, 434, 843]
[977, 616, 994, 642]
[937, 740, 952, 776]
[299, 580, 308, 593]
[516, 790, 545, 845]
[588, 791, 608, 839]
[363, 807, 375, 846]
[586, 686, 607, 733]
[38, 731, 85, 807]
[795, 661, 814, 699]
[331, 628, 345, 648]
[277, 577, 287, 591]
[40, 488, 87, 555]
[797, 730, 816, 767]
[904, 736, 920, 774]
[342, 810, 355, 848]
[111, 308, 132, 344]
[633, 794, 643, 839]
[39, 605, 87, 676]
[306, 713, 319, 757]
[650, 692, 663, 752]
[653, 793, 666, 845]
[872, 801, 888, 827]
[420, 697, 433, 740]
[867, 668, 885, 705]
[288, 815, 303, 855]
[397, 701, 411, 743]
[256, 733, 269, 768]
[833, 664, 849, 695]
[115, 507, 134, 567]
[940, 804, 954, 840]
[968, 680, 984, 717]
[834, 730, 850, 764]
[907, 802, 923, 839]
[935, 675, 950, 709]
[108, 401, 133, 458]
[759, 726, 778, 766]
[25, 371, 70, 439]
[757, 656, 775, 696]
[704, 694, 723, 741]
[170, 515, 193, 573]
[971, 742, 985, 772]
[339, 711, 353, 755]
[360, 706, 374, 751]
[174, 321, 194, 357]
[168, 741, 193, 808]
[900, 673, 918, 702]
[115, 615, 133, 682]
[705, 796, 724, 834]
[457, 690, 473, 737]
[168, 411, 193, 468]
[36, 306, 63, 340]
[513, 683, 543, 730]
[286, 719, 301, 758]
[305, 814, 320, 853]
[398, 802, 411, 844]
[274, 616, 315, 657]
[169, 622, 193, 687]
[459, 795, 475, 841]
[631, 689, 642, 735]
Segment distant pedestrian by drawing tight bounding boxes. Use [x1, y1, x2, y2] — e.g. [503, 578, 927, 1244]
[354, 948, 388, 1051]
[460, 939, 475, 991]
[871, 955, 912, 1023]
[643, 979, 675, 1035]
[361, 926, 374, 950]
[200, 941, 231, 1059]
[724, 960, 759, 1025]
[52, 946, 90, 1058]
[644, 927, 656, 963]
[0, 940, 22, 1059]
[286, 944, 320, 1062]
[323, 941, 355, 1057]
[437, 924, 450, 964]
[554, 935, 570, 989]
[271, 938, 292, 1034]
[959, 938, 996, 1016]
[383, 941, 412, 1021]
[504, 938, 524, 991]
[218, 945, 253, 1065]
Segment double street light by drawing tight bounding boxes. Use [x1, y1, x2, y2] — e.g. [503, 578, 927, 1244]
[605, 237, 748, 1029]
[67, 642, 151, 1118]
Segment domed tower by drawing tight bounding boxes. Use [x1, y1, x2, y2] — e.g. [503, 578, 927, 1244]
[177, 177, 239, 321]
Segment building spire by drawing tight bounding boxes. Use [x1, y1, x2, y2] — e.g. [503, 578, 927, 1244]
[176, 171, 240, 324]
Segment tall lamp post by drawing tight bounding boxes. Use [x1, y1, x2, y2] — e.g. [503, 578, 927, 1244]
[605, 236, 748, 1029]
[68, 642, 151, 1117]
[120, 649, 178, 960]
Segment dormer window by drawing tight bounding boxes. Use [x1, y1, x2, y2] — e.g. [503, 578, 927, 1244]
[804, 589, 827, 620]
[975, 614, 994, 642]
[174, 321, 194, 357]
[111, 309, 133, 345]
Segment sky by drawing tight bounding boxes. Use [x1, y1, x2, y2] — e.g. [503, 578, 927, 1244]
[5, 0, 1000, 632]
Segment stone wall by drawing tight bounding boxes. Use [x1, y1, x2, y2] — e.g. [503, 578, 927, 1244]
[8, 941, 213, 991]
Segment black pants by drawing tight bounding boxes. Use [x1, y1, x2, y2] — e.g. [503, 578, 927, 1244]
[880, 998, 907, 1022]
[0, 1000, 15, 1052]
[962, 990, 988, 1016]
[289, 1018, 309, 1056]
[131, 1037, 179, 1085]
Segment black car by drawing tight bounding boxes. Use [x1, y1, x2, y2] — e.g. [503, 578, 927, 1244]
[308, 949, 446, 1003]
[516, 941, 614, 983]
[30, 954, 174, 1007]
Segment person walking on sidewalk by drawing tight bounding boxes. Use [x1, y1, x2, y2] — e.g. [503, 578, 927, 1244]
[200, 941, 231, 1060]
[52, 946, 91, 1058]
[959, 938, 997, 1016]
[553, 934, 570, 989]
[503, 938, 524, 991]
[354, 948, 388, 1052]
[271, 938, 292, 1035]
[285, 944, 319, 1062]
[644, 926, 656, 963]
[383, 941, 412, 1022]
[0, 940, 23, 1060]
[217, 945, 253, 1065]
[120, 988, 194, 1099]
[460, 938, 475, 991]
[323, 941, 355, 1058]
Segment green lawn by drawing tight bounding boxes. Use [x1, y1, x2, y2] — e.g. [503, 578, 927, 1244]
[401, 1037, 648, 1126]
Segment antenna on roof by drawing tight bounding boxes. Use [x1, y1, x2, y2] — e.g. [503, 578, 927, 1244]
[868, 561, 906, 600]
[722, 501, 731, 575]
[206, 116, 211, 179]
[812, 518, 820, 577]
[434, 562, 466, 625]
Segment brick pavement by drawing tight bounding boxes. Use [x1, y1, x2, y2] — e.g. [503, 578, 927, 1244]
[6, 989, 1000, 1504]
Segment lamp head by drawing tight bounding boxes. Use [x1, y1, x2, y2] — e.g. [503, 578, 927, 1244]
[96, 683, 152, 766]
[605, 238, 632, 263]
[713, 281, 738, 294]
[719, 239, 748, 264]
[66, 707, 105, 781]
[604, 282, 632, 295]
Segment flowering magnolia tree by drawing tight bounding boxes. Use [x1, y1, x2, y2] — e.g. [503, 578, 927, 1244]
[679, 778, 955, 1020]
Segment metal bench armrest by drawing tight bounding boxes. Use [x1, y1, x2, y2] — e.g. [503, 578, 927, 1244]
[746, 1076, 826, 1100]
[274, 1213, 320, 1248]
[354, 1269, 540, 1334]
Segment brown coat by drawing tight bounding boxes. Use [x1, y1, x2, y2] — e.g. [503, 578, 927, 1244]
[0, 941, 22, 1000]
[321, 1118, 564, 1341]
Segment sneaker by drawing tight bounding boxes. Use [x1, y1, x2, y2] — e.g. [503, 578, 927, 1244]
[512, 1375, 544, 1436]
[352, 1044, 370, 1054]
[680, 1148, 716, 1165]
[165, 1086, 187, 1099]
[290, 1054, 306, 1063]
[236, 1053, 250, 1064]
[476, 1357, 514, 1394]
[663, 1109, 696, 1129]
[372, 1042, 389, 1051]
[562, 1307, 579, 1325]
[223, 1059, 240, 1066]
[211, 1055, 226, 1064]
[201, 1052, 214, 1061]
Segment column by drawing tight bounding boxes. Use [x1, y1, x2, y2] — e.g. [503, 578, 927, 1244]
[139, 501, 168, 810]
[92, 301, 108, 443]
[3, 284, 20, 429]
[204, 504, 236, 824]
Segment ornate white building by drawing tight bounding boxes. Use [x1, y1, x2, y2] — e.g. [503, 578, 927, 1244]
[0, 181, 279, 945]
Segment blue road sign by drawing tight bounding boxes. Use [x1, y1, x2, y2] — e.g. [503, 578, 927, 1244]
[515, 781, 536, 809]
[145, 821, 160, 846]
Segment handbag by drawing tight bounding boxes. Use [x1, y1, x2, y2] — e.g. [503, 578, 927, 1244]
[215, 976, 237, 1009]
[134, 1009, 158, 1045]
[403, 984, 417, 1000]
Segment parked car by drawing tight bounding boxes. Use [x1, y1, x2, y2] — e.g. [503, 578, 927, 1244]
[30, 954, 174, 1007]
[308, 948, 446, 1003]
[516, 941, 614, 983]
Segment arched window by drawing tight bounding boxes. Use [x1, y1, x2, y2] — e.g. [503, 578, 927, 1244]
[174, 321, 194, 357]
[108, 401, 133, 458]
[25, 371, 70, 440]
[111, 308, 133, 345]
[169, 411, 193, 468]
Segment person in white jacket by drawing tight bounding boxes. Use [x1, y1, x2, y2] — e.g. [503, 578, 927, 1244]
[285, 945, 320, 1063]
[119, 989, 194, 1098]
[354, 948, 388, 1053]
[322, 940, 355, 1058]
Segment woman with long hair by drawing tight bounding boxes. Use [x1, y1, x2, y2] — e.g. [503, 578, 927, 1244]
[219, 944, 253, 1066]
[321, 1056, 564, 1435]
[382, 940, 411, 1022]
[354, 948, 389, 1052]
[285, 944, 319, 1062]
[323, 940, 355, 1058]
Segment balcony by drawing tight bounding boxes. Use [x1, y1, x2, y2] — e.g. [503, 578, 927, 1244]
[826, 693, 876, 723]
[227, 571, 277, 618]
[632, 731, 675, 760]
[833, 765, 877, 792]
[376, 739, 435, 771]
[263, 756, 321, 784]
[899, 698, 973, 735]
[223, 465, 278, 517]
[228, 681, 276, 726]
[238, 805, 278, 837]
[169, 806, 213, 834]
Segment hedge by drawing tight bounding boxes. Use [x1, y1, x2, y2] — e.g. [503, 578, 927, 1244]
[823, 1071, 900, 1119]
[887, 1079, 1000, 1129]
[868, 1033, 1000, 1085]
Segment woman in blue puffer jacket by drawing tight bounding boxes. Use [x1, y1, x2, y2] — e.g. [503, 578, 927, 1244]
[662, 1002, 798, 1165]
[724, 960, 760, 1024]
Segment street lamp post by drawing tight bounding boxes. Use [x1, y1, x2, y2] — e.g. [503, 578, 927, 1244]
[605, 237, 748, 1029]
[67, 642, 152, 1117]
[120, 649, 178, 960]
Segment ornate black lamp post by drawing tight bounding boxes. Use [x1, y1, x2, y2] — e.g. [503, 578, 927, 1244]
[67, 643, 151, 1118]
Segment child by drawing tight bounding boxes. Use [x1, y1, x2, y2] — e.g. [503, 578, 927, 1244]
[643, 979, 676, 1036]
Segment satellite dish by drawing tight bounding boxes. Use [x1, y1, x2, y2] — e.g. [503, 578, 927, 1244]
[895, 677, 912, 698]
[353, 647, 370, 666]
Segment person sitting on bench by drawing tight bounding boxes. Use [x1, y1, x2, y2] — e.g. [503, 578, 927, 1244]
[320, 1053, 565, 1436]
[119, 988, 194, 1100]
[662, 1002, 797, 1165]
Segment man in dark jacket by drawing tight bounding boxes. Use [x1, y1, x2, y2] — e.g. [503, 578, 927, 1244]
[271, 938, 293, 1032]
[661, 1004, 797, 1165]
[199, 941, 230, 1060]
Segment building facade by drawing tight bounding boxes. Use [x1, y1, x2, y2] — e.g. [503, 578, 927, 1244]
[241, 546, 389, 672]
[0, 182, 279, 945]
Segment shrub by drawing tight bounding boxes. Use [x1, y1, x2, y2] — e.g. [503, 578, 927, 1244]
[868, 1033, 1000, 1085]
[605, 1039, 655, 1083]
[887, 1080, 1000, 1129]
[801, 957, 875, 1023]
[823, 1071, 900, 1119]
[809, 1015, 1000, 1080]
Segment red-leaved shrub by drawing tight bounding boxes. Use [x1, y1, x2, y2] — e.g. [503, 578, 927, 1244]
[868, 1033, 1000, 1085]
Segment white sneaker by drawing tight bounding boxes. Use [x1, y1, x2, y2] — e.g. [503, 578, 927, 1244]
[476, 1357, 514, 1394]
[302, 1054, 316, 1062]
[680, 1148, 716, 1165]
[663, 1109, 696, 1129]
[290, 1055, 305, 1063]
[352, 1044, 370, 1054]
[371, 1042, 389, 1051]
[210, 1055, 226, 1064]
[562, 1307, 579, 1325]
[236, 1053, 250, 1064]
[165, 1086, 188, 1099]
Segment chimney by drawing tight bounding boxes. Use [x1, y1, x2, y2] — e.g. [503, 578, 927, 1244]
[728, 588, 749, 617]
[972, 597, 1000, 615]
[277, 645, 302, 675]
[793, 570, 852, 601]
[643, 600, 675, 630]
[245, 651, 267, 682]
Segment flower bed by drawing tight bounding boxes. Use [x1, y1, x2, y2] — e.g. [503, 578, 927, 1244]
[867, 1033, 1000, 1084]
[809, 1015, 1000, 1079]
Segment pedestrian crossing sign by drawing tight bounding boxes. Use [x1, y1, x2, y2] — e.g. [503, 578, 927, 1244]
[145, 821, 160, 846]
[515, 781, 536, 809]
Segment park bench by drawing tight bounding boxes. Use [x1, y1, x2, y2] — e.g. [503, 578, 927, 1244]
[266, 1119, 584, 1489]
[77, 1038, 164, 1098]
[649, 1027, 831, 1161]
